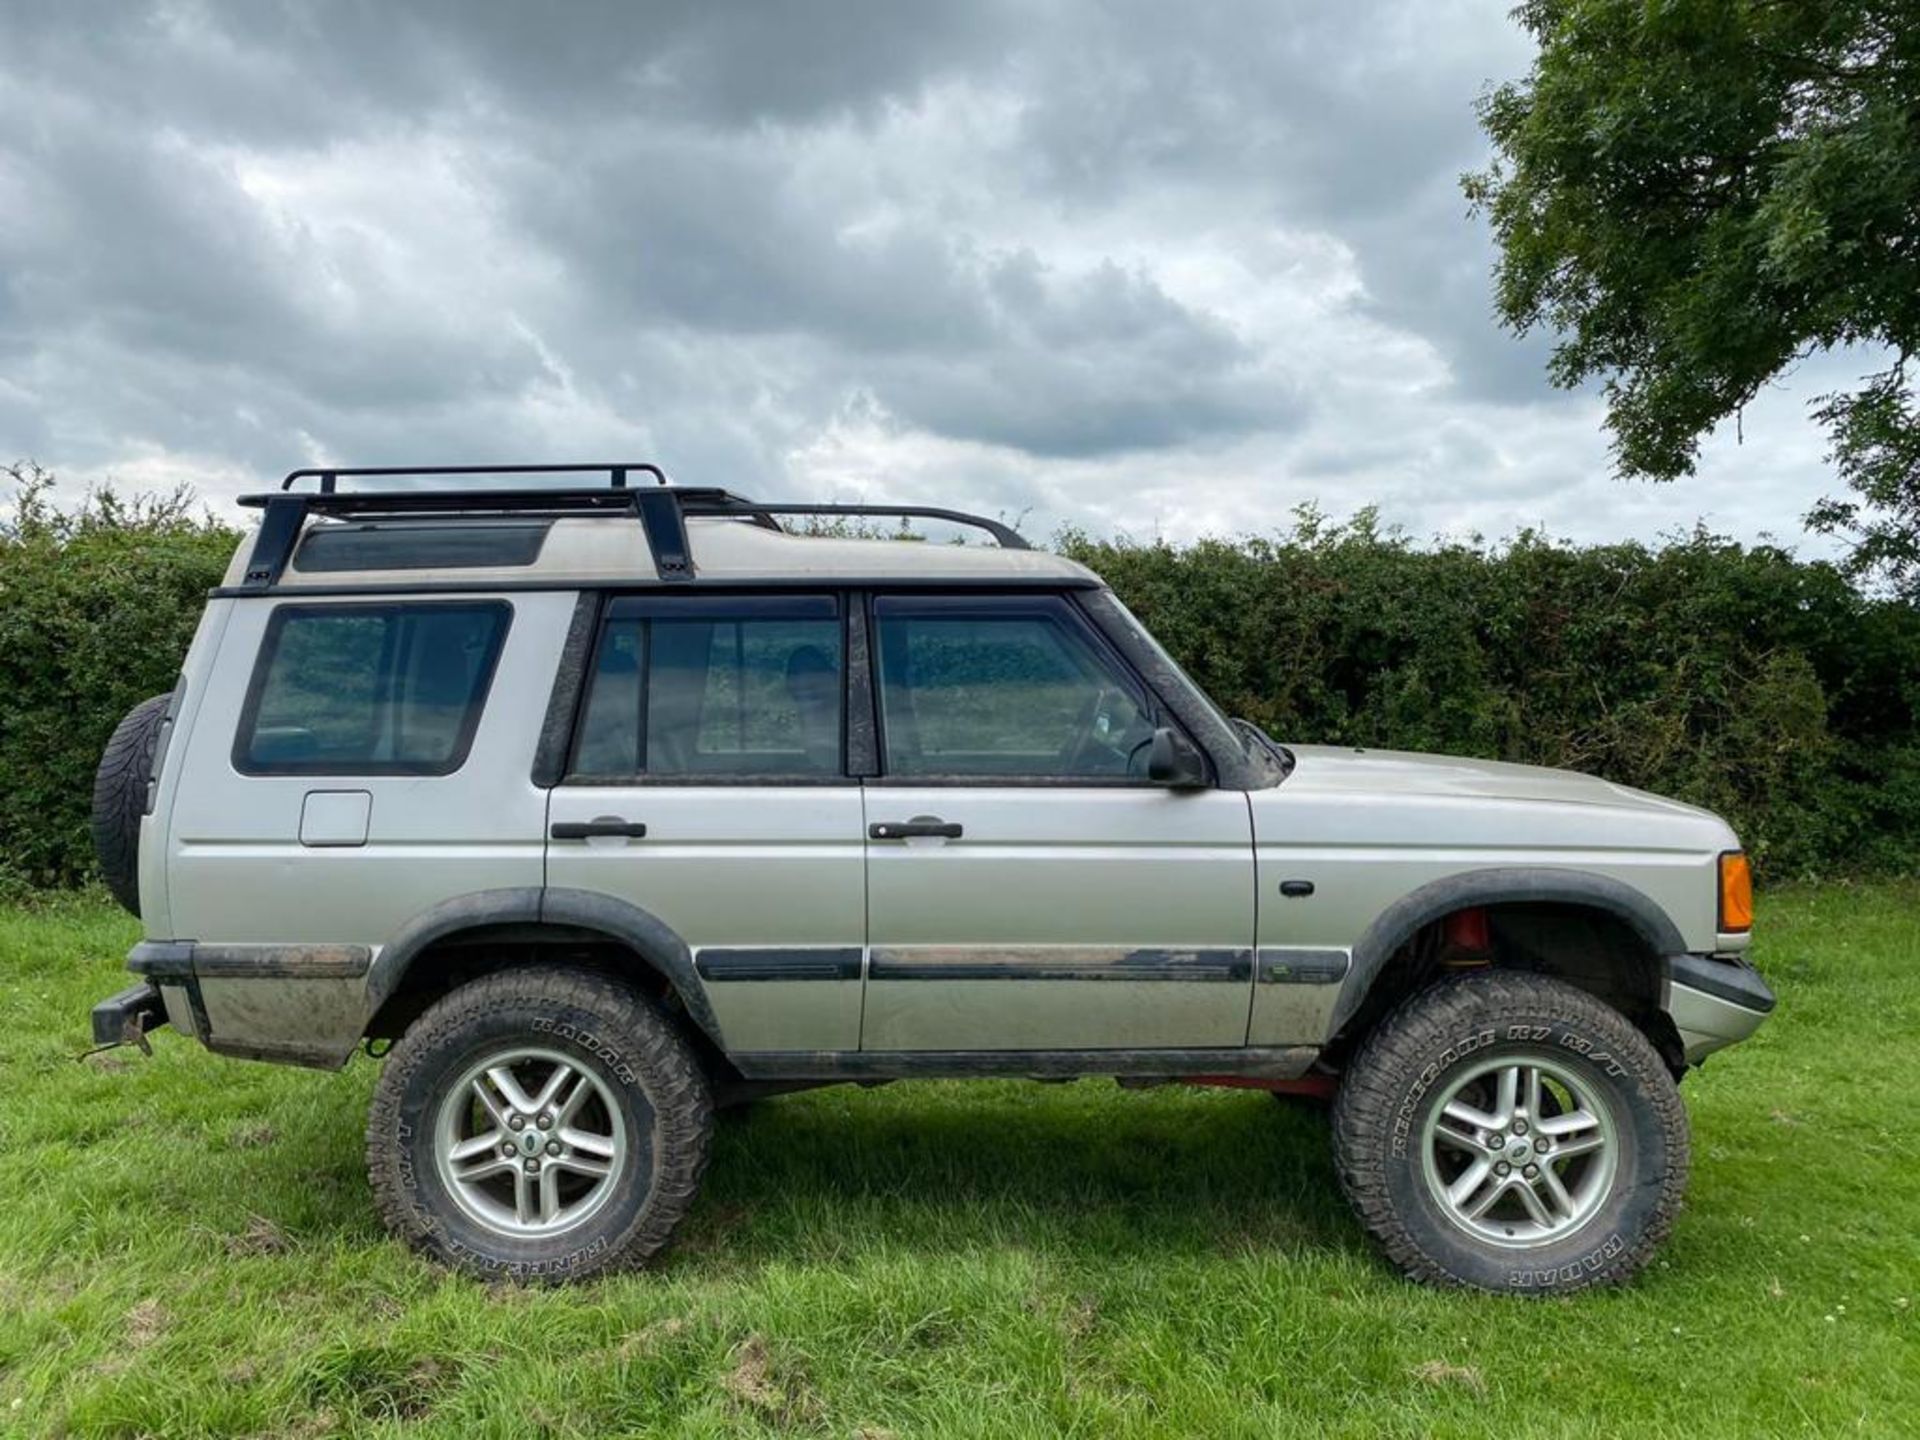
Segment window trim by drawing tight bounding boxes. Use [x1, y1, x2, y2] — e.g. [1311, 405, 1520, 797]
[560, 590, 854, 785]
[231, 600, 512, 777]
[864, 589, 1207, 788]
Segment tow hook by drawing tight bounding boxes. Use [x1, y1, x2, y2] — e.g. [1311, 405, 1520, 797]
[83, 982, 169, 1059]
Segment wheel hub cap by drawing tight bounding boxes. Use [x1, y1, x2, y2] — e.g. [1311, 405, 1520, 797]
[1416, 1052, 1619, 1250]
[432, 1045, 629, 1239]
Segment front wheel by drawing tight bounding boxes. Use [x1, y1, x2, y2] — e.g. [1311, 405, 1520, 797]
[1332, 970, 1688, 1294]
[367, 967, 712, 1282]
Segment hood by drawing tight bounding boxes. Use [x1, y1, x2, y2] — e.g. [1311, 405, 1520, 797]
[1278, 744, 1720, 823]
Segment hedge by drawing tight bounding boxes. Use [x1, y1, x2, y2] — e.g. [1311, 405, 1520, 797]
[3, 474, 1915, 887]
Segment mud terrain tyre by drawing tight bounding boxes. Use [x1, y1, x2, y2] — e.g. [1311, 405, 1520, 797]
[367, 967, 713, 1282]
[1333, 970, 1688, 1294]
[91, 693, 171, 915]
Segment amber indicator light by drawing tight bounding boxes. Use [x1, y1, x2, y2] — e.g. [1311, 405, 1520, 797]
[1718, 851, 1753, 933]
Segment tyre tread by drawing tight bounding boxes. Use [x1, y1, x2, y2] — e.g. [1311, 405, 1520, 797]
[1331, 969, 1690, 1293]
[366, 965, 713, 1282]
[90, 693, 170, 916]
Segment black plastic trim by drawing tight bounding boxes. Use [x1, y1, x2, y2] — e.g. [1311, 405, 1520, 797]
[362, 887, 725, 1047]
[867, 948, 1253, 983]
[869, 818, 964, 840]
[1331, 868, 1689, 1034]
[362, 888, 544, 1013]
[695, 948, 864, 982]
[844, 591, 878, 777]
[145, 674, 188, 815]
[550, 820, 647, 839]
[126, 941, 197, 979]
[240, 495, 308, 590]
[125, 942, 210, 1037]
[191, 944, 372, 979]
[1668, 953, 1776, 1014]
[635, 488, 695, 581]
[1256, 948, 1350, 984]
[731, 1045, 1317, 1081]
[531, 592, 602, 788]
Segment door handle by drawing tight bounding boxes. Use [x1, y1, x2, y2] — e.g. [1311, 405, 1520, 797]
[869, 816, 963, 840]
[551, 819, 648, 840]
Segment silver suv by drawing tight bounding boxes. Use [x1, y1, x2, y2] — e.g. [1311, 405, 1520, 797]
[87, 464, 1774, 1293]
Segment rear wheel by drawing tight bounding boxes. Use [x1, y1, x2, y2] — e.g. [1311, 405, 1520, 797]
[367, 967, 712, 1282]
[1332, 970, 1688, 1293]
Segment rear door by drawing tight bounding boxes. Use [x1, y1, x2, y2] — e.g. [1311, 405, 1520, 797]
[545, 593, 866, 1054]
[859, 592, 1256, 1052]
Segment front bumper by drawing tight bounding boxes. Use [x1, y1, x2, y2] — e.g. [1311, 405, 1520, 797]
[1666, 953, 1775, 1064]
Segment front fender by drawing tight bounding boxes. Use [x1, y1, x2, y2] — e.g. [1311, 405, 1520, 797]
[1330, 867, 1685, 1035]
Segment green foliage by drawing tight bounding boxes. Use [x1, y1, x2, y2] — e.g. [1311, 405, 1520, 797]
[1065, 510, 1920, 877]
[1, 465, 1915, 884]
[0, 463, 237, 886]
[1468, 1, 1920, 594]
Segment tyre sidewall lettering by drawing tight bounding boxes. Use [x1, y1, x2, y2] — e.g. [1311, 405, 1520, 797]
[1335, 973, 1689, 1295]
[381, 1000, 662, 1279]
[1390, 1027, 1496, 1160]
[1388, 1017, 1663, 1290]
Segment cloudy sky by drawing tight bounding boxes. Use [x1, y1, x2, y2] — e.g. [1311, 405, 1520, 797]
[0, 1, 1862, 550]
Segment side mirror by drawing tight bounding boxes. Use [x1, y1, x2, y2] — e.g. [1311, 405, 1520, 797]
[1147, 726, 1208, 789]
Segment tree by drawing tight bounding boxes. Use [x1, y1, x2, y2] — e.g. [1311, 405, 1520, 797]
[1466, 1, 1920, 594]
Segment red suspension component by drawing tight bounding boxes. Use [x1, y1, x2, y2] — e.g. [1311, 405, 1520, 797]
[1442, 906, 1493, 965]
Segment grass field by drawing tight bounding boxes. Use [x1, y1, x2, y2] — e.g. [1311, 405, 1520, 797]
[0, 886, 1915, 1438]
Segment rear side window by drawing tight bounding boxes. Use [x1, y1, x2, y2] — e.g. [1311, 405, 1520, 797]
[235, 602, 511, 775]
[570, 595, 843, 779]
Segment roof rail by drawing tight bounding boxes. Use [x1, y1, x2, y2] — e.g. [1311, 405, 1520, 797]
[279, 462, 668, 492]
[679, 497, 1029, 551]
[231, 466, 1029, 590]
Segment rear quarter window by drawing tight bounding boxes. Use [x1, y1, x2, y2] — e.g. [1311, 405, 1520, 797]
[233, 602, 511, 775]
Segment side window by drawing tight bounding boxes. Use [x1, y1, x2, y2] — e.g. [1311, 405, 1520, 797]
[873, 595, 1158, 779]
[235, 602, 510, 775]
[570, 596, 843, 779]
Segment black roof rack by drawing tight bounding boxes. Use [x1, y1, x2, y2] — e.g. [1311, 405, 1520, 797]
[279, 462, 670, 493]
[232, 462, 1028, 590]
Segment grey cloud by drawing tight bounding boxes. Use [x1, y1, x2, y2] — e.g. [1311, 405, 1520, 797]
[0, 0, 1832, 551]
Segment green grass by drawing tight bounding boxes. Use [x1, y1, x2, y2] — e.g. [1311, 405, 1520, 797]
[0, 887, 1915, 1439]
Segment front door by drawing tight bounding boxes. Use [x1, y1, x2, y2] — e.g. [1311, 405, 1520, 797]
[859, 593, 1255, 1052]
[545, 593, 866, 1054]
